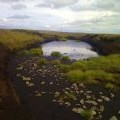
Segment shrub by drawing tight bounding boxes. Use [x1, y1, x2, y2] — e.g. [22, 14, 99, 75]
[51, 60, 61, 66]
[38, 58, 47, 66]
[61, 56, 70, 61]
[66, 70, 85, 83]
[80, 109, 92, 120]
[51, 51, 61, 57]
[59, 64, 70, 73]
[18, 48, 43, 57]
[105, 83, 115, 90]
[66, 70, 115, 83]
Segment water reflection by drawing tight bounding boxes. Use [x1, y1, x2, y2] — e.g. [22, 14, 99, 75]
[42, 40, 99, 60]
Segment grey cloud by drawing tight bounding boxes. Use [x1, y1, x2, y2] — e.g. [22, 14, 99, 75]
[70, 0, 120, 11]
[36, 0, 79, 8]
[11, 3, 27, 10]
[0, 0, 20, 2]
[8, 14, 30, 19]
[36, 3, 52, 8]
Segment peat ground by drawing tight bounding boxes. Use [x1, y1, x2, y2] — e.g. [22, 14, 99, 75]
[7, 56, 120, 120]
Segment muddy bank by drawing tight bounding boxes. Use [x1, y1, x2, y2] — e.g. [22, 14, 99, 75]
[0, 43, 34, 120]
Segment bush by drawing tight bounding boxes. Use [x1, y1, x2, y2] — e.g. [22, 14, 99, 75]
[51, 51, 61, 57]
[80, 109, 92, 120]
[59, 64, 70, 73]
[61, 56, 70, 61]
[66, 70, 115, 83]
[38, 58, 47, 66]
[19, 48, 43, 57]
[105, 83, 115, 90]
[51, 60, 61, 66]
[67, 70, 85, 83]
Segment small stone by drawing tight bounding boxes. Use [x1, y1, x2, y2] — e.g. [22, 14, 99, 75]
[26, 81, 34, 87]
[22, 76, 31, 81]
[109, 116, 118, 120]
[86, 95, 92, 99]
[83, 105, 86, 109]
[80, 90, 84, 93]
[16, 74, 21, 77]
[110, 93, 115, 98]
[99, 92, 103, 95]
[33, 63, 37, 67]
[77, 108, 84, 114]
[49, 82, 53, 85]
[34, 91, 42, 96]
[118, 110, 120, 115]
[41, 81, 45, 85]
[91, 110, 97, 116]
[72, 108, 83, 114]
[97, 99, 103, 103]
[36, 93, 42, 96]
[86, 91, 92, 94]
[54, 92, 60, 97]
[65, 88, 70, 90]
[91, 101, 98, 106]
[65, 102, 71, 107]
[100, 105, 104, 112]
[16, 66, 23, 70]
[102, 96, 110, 102]
[53, 99, 57, 102]
[79, 83, 85, 88]
[80, 99, 84, 104]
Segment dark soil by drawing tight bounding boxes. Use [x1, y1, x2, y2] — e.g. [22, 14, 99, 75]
[7, 56, 120, 120]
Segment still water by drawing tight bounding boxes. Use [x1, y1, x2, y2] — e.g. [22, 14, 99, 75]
[42, 40, 99, 60]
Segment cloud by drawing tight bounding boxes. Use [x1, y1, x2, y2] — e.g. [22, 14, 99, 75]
[36, 0, 79, 8]
[8, 14, 30, 19]
[70, 0, 120, 11]
[11, 3, 27, 10]
[36, 2, 53, 8]
[0, 18, 9, 23]
[0, 0, 20, 3]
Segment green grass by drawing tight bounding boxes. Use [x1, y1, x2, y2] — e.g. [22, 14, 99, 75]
[58, 54, 120, 86]
[0, 29, 43, 50]
[61, 56, 70, 61]
[51, 51, 61, 57]
[80, 109, 93, 120]
[38, 58, 48, 66]
[18, 48, 43, 57]
[105, 83, 115, 90]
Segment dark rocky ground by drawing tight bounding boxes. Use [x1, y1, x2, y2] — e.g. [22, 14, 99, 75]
[7, 56, 120, 120]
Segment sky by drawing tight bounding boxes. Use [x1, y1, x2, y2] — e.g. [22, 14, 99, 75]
[0, 0, 120, 34]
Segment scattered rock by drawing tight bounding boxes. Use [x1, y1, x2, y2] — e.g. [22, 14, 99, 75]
[100, 105, 104, 112]
[26, 81, 34, 87]
[40, 81, 46, 85]
[97, 99, 103, 103]
[54, 92, 60, 97]
[72, 108, 83, 114]
[110, 93, 115, 98]
[91, 110, 97, 116]
[118, 110, 120, 115]
[16, 66, 23, 70]
[22, 76, 31, 81]
[80, 99, 84, 104]
[49, 82, 53, 85]
[65, 102, 71, 107]
[53, 99, 57, 102]
[109, 116, 118, 120]
[101, 96, 110, 102]
[86, 95, 91, 99]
